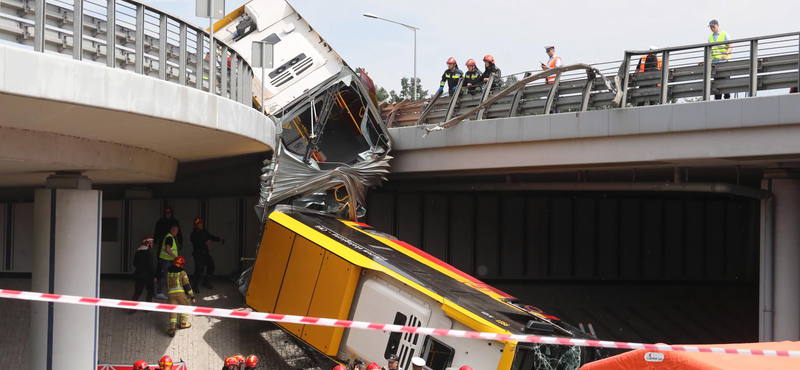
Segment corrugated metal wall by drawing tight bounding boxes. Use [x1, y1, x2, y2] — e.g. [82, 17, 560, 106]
[366, 191, 760, 282]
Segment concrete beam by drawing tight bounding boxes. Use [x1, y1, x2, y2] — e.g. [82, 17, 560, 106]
[0, 126, 177, 185]
[390, 124, 800, 175]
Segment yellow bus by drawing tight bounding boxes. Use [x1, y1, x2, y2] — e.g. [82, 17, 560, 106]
[245, 206, 600, 370]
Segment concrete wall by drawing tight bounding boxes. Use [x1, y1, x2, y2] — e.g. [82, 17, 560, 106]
[0, 197, 262, 276]
[366, 190, 760, 282]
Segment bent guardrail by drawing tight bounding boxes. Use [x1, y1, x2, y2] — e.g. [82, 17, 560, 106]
[0, 0, 254, 106]
[382, 31, 800, 128]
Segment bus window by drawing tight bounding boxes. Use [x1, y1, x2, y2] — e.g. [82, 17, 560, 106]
[421, 336, 454, 370]
[511, 344, 581, 370]
[384, 312, 408, 359]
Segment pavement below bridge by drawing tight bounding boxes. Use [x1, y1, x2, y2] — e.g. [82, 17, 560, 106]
[0, 277, 335, 370]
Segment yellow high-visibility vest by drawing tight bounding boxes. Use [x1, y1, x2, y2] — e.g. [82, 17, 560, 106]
[709, 31, 729, 61]
[159, 234, 178, 261]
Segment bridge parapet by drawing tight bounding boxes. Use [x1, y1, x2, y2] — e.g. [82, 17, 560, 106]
[382, 32, 800, 128]
[0, 0, 254, 106]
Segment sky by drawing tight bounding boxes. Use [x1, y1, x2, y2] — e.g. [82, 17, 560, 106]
[147, 0, 799, 95]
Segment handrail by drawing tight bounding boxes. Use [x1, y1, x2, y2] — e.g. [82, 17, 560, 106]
[382, 31, 800, 128]
[0, 0, 255, 107]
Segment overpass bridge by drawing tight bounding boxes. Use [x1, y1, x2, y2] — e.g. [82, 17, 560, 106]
[0, 0, 274, 368]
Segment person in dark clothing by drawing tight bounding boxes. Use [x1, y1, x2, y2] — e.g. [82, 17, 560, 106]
[480, 55, 502, 88]
[190, 217, 224, 292]
[153, 205, 183, 248]
[462, 59, 483, 95]
[438, 57, 463, 95]
[635, 47, 663, 106]
[131, 235, 156, 310]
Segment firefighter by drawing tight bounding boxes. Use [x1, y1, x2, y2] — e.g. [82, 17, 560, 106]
[223, 356, 239, 370]
[166, 255, 195, 337]
[233, 354, 245, 369]
[463, 59, 483, 95]
[157, 356, 173, 370]
[333, 366, 348, 370]
[438, 57, 463, 96]
[190, 217, 224, 293]
[244, 355, 259, 369]
[133, 360, 151, 370]
[480, 55, 502, 88]
[459, 367, 473, 370]
[131, 235, 156, 305]
[367, 363, 381, 370]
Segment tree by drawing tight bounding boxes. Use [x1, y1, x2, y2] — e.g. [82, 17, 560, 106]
[387, 77, 428, 103]
[502, 75, 519, 89]
[376, 87, 390, 103]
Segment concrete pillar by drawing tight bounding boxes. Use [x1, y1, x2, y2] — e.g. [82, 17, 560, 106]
[30, 173, 102, 370]
[763, 171, 800, 341]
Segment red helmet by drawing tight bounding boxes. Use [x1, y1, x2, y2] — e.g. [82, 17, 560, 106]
[173, 256, 185, 268]
[446, 57, 457, 65]
[245, 355, 259, 367]
[133, 360, 149, 370]
[459, 367, 473, 370]
[142, 235, 154, 246]
[164, 206, 174, 214]
[333, 366, 348, 370]
[465, 59, 476, 67]
[483, 55, 495, 63]
[234, 354, 245, 365]
[367, 363, 381, 370]
[194, 217, 204, 226]
[159, 356, 173, 369]
[224, 357, 239, 366]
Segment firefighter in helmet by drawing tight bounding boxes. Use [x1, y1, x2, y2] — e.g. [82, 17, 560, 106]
[463, 59, 483, 95]
[166, 255, 195, 336]
[244, 355, 259, 370]
[157, 356, 173, 370]
[233, 354, 245, 369]
[438, 57, 463, 96]
[223, 356, 240, 370]
[479, 55, 502, 88]
[133, 360, 151, 370]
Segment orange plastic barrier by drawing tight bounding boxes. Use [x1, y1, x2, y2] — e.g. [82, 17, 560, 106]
[580, 342, 800, 370]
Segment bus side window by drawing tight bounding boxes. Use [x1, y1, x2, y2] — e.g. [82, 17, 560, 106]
[421, 336, 454, 370]
[384, 312, 408, 359]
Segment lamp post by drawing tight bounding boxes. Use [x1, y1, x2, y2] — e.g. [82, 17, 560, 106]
[363, 13, 418, 100]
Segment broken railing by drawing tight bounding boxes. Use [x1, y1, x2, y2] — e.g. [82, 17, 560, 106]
[381, 31, 800, 128]
[0, 0, 255, 105]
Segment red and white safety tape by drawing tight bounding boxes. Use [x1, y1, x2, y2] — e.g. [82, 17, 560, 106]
[1, 288, 798, 358]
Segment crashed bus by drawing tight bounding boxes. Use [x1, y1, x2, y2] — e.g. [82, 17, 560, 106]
[214, 1, 603, 369]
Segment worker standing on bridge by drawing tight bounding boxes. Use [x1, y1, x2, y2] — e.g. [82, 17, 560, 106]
[191, 217, 224, 293]
[635, 46, 662, 106]
[166, 255, 195, 337]
[708, 20, 732, 100]
[541, 46, 562, 84]
[438, 57, 463, 96]
[463, 59, 483, 95]
[480, 55, 502, 88]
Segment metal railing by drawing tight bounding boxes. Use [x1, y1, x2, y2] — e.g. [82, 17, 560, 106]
[0, 0, 255, 106]
[382, 32, 800, 128]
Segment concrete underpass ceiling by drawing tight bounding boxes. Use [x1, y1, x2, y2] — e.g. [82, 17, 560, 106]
[0, 93, 271, 186]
